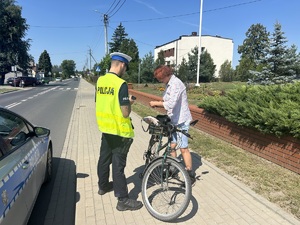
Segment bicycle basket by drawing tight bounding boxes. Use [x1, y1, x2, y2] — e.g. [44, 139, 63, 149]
[148, 124, 163, 135]
[156, 115, 171, 125]
[148, 116, 171, 137]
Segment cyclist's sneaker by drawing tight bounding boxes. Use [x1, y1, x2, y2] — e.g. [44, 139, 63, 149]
[188, 170, 196, 186]
[162, 166, 178, 180]
[98, 181, 113, 195]
[117, 198, 143, 211]
[169, 165, 179, 178]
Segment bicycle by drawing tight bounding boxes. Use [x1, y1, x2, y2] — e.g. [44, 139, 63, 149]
[140, 115, 198, 222]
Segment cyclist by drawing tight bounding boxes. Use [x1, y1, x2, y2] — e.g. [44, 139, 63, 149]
[95, 52, 143, 211]
[149, 65, 196, 185]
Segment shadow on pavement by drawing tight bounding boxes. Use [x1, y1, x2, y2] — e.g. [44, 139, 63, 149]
[27, 158, 76, 225]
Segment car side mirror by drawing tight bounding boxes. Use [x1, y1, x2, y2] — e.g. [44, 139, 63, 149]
[34, 127, 50, 137]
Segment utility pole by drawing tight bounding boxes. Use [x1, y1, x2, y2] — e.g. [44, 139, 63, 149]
[104, 14, 109, 55]
[195, 0, 203, 87]
[89, 48, 92, 71]
[94, 10, 109, 55]
[138, 61, 141, 84]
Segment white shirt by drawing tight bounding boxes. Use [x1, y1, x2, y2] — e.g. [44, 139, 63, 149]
[162, 75, 192, 125]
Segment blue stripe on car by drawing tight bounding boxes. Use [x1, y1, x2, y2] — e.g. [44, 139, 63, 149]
[0, 140, 47, 221]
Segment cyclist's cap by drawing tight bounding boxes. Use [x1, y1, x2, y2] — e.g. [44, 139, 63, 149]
[110, 52, 132, 71]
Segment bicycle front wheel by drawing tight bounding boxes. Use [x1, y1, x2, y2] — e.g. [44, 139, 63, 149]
[141, 158, 192, 222]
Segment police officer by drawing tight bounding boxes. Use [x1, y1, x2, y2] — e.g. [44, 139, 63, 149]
[95, 52, 143, 211]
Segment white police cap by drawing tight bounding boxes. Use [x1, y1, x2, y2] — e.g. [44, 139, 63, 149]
[110, 52, 132, 64]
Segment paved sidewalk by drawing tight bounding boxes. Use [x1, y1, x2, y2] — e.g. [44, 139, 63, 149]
[49, 79, 300, 225]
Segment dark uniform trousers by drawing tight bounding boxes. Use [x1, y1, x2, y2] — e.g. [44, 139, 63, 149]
[97, 133, 133, 198]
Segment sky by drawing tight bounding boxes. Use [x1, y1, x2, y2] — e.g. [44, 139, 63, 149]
[18, 0, 300, 71]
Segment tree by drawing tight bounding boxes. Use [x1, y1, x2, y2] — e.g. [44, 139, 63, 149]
[238, 23, 269, 66]
[119, 38, 139, 83]
[236, 24, 269, 82]
[267, 22, 293, 77]
[98, 54, 110, 75]
[61, 60, 76, 78]
[267, 22, 288, 76]
[187, 47, 198, 82]
[286, 45, 300, 76]
[177, 58, 189, 83]
[51, 65, 62, 78]
[0, 0, 31, 84]
[199, 50, 216, 82]
[249, 22, 298, 84]
[187, 47, 216, 82]
[107, 24, 139, 82]
[52, 65, 62, 74]
[155, 50, 165, 66]
[140, 51, 155, 83]
[235, 57, 255, 81]
[38, 50, 52, 77]
[108, 23, 128, 53]
[219, 60, 235, 82]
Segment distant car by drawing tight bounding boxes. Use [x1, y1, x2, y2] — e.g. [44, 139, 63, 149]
[55, 77, 62, 82]
[74, 77, 78, 81]
[0, 106, 52, 225]
[36, 78, 42, 85]
[12, 76, 38, 87]
[5, 77, 14, 85]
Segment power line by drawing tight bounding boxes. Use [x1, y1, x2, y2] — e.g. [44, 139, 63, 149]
[109, 0, 127, 18]
[115, 0, 262, 23]
[205, 0, 262, 13]
[30, 25, 100, 29]
[30, 0, 262, 29]
[94, 0, 127, 55]
[105, 0, 118, 15]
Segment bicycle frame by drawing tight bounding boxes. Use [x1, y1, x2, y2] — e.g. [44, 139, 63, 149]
[141, 123, 180, 178]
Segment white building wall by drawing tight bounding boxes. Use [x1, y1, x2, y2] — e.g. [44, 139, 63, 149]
[154, 34, 234, 78]
[177, 36, 199, 64]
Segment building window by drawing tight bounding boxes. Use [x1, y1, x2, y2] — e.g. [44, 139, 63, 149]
[164, 48, 174, 57]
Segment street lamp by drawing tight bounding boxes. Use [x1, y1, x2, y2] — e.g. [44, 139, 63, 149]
[195, 0, 204, 87]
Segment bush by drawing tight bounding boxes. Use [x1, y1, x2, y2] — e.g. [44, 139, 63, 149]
[198, 82, 300, 138]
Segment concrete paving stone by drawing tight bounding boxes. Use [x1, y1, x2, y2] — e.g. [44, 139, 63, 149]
[94, 214, 106, 222]
[85, 216, 97, 225]
[85, 206, 95, 218]
[105, 213, 118, 225]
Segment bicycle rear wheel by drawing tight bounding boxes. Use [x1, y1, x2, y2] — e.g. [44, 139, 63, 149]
[141, 158, 191, 221]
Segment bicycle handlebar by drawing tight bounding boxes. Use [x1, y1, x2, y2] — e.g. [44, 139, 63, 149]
[142, 116, 196, 139]
[165, 123, 192, 140]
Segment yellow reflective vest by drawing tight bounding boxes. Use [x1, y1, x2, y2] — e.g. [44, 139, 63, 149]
[95, 73, 134, 138]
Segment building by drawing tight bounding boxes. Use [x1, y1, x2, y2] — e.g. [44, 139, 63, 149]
[154, 32, 234, 78]
[3, 60, 38, 85]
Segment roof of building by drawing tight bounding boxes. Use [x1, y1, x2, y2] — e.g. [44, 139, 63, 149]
[155, 33, 233, 49]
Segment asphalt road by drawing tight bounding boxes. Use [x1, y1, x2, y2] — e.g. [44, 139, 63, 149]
[0, 79, 79, 224]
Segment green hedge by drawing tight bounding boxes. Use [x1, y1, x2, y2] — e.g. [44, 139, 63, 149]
[198, 82, 300, 138]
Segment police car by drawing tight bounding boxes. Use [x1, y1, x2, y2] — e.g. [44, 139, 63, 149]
[0, 107, 52, 225]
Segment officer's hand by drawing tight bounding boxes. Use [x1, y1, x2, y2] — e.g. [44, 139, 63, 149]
[129, 95, 136, 105]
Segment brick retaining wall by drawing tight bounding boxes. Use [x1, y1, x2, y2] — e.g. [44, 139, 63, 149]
[129, 89, 300, 174]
